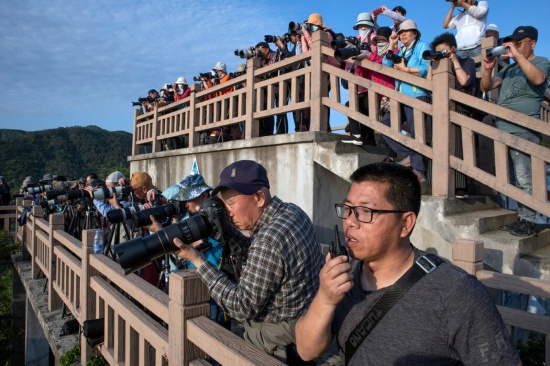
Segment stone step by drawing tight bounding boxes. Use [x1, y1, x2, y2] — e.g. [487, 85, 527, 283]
[476, 228, 550, 276]
[445, 208, 519, 235]
[518, 245, 550, 280]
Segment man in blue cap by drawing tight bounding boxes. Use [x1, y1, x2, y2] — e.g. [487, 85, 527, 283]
[481, 25, 550, 237]
[172, 160, 323, 364]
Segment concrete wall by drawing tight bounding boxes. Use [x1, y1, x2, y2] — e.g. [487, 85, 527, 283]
[129, 132, 358, 245]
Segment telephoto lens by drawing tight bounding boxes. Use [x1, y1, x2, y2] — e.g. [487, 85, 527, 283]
[485, 46, 507, 58]
[26, 185, 52, 194]
[422, 49, 449, 60]
[113, 214, 213, 274]
[92, 186, 132, 200]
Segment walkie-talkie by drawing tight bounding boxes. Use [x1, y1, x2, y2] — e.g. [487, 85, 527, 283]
[329, 224, 349, 261]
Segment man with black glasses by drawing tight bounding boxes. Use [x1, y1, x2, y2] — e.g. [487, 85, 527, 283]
[295, 162, 520, 365]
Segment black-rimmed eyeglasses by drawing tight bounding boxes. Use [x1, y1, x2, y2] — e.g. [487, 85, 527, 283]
[334, 203, 407, 223]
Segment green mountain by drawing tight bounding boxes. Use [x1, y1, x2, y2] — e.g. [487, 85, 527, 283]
[0, 126, 132, 192]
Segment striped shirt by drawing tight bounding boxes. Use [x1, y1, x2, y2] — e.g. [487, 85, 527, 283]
[198, 196, 323, 323]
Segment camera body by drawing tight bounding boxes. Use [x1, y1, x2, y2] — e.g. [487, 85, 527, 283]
[385, 50, 403, 64]
[193, 72, 214, 82]
[333, 42, 370, 62]
[331, 36, 360, 50]
[265, 34, 291, 43]
[422, 49, 449, 61]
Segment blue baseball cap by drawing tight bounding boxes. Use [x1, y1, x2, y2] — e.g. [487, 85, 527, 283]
[212, 160, 270, 196]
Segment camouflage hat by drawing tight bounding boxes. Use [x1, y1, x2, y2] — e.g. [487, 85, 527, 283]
[177, 174, 212, 201]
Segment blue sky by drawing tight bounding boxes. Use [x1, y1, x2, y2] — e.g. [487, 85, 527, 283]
[0, 0, 548, 133]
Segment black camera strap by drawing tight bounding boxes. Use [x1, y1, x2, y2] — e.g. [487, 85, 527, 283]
[344, 253, 444, 364]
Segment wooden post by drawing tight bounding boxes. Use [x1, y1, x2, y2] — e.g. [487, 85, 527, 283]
[188, 84, 200, 147]
[48, 213, 64, 312]
[309, 30, 329, 132]
[132, 108, 144, 156]
[430, 58, 453, 197]
[452, 239, 484, 275]
[152, 104, 160, 153]
[245, 57, 261, 139]
[80, 229, 100, 364]
[168, 270, 210, 366]
[30, 205, 44, 279]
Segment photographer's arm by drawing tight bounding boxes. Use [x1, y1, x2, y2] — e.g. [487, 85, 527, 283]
[480, 57, 501, 92]
[465, 0, 488, 18]
[442, 2, 456, 29]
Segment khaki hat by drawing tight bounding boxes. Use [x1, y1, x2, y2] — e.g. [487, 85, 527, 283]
[130, 172, 154, 190]
[237, 64, 247, 73]
[353, 12, 374, 30]
[306, 13, 326, 29]
[397, 19, 421, 40]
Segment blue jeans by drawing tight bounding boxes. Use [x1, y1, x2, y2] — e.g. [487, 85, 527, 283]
[508, 131, 540, 222]
[381, 95, 432, 173]
[456, 45, 481, 59]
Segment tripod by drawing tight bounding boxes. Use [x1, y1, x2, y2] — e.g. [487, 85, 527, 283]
[67, 199, 99, 240]
[104, 220, 132, 261]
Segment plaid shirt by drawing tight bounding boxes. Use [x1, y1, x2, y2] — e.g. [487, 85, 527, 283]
[198, 196, 323, 323]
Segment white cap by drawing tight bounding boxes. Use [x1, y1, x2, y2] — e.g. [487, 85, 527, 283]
[106, 171, 125, 183]
[175, 77, 188, 85]
[486, 24, 499, 32]
[212, 62, 227, 73]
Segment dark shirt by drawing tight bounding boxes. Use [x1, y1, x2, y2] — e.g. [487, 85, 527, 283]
[0, 182, 11, 205]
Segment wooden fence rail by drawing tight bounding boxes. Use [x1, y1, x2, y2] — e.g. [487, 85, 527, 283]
[10, 198, 284, 365]
[4, 199, 550, 364]
[131, 31, 550, 219]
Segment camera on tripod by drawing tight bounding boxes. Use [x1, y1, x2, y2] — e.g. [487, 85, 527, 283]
[107, 200, 186, 229]
[46, 189, 87, 202]
[25, 184, 53, 194]
[113, 196, 226, 275]
[92, 186, 133, 200]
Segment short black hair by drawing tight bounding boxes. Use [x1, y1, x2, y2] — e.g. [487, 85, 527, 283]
[430, 32, 457, 50]
[349, 162, 421, 216]
[393, 6, 406, 16]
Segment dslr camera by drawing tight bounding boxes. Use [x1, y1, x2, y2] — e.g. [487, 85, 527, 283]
[193, 72, 214, 82]
[334, 42, 371, 62]
[113, 196, 227, 275]
[331, 35, 360, 50]
[264, 34, 291, 43]
[422, 49, 449, 60]
[288, 21, 309, 33]
[236, 49, 262, 59]
[385, 50, 403, 64]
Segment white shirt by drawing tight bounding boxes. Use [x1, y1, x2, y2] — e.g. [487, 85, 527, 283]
[447, 1, 489, 50]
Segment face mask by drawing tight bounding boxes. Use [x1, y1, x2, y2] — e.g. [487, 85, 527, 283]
[377, 42, 390, 57]
[310, 25, 319, 32]
[359, 27, 371, 42]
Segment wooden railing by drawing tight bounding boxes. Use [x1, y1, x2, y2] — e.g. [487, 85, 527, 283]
[8, 200, 550, 364]
[13, 198, 284, 365]
[132, 31, 550, 218]
[453, 239, 550, 364]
